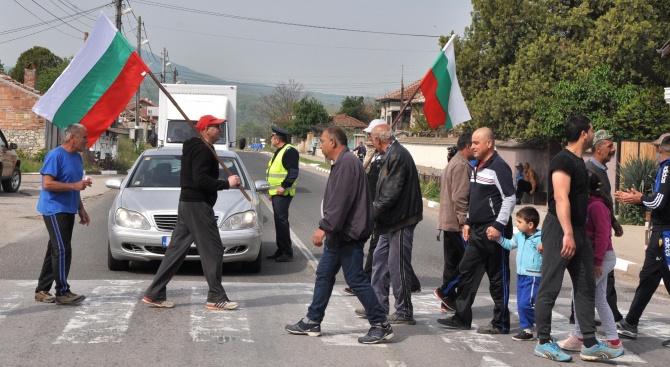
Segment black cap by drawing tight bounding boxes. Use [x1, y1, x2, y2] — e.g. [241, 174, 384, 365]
[271, 126, 290, 139]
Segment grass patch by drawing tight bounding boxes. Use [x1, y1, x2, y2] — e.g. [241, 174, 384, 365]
[299, 156, 331, 170]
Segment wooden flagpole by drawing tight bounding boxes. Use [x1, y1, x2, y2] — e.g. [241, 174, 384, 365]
[389, 86, 421, 132]
[145, 70, 252, 203]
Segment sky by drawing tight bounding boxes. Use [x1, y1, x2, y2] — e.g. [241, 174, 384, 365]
[1, 0, 473, 97]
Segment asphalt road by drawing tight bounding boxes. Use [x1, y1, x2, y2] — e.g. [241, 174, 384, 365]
[0, 150, 668, 366]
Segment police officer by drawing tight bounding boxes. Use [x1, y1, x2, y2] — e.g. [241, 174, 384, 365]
[266, 126, 300, 262]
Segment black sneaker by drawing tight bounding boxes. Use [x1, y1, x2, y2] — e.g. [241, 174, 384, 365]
[512, 329, 534, 341]
[388, 312, 416, 325]
[266, 250, 282, 259]
[477, 322, 505, 334]
[437, 316, 469, 330]
[358, 324, 394, 344]
[617, 319, 638, 339]
[285, 319, 321, 337]
[662, 339, 670, 347]
[275, 254, 294, 262]
[433, 288, 456, 312]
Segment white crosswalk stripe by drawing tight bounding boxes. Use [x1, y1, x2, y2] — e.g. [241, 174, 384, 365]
[189, 287, 253, 343]
[0, 292, 22, 323]
[55, 282, 143, 344]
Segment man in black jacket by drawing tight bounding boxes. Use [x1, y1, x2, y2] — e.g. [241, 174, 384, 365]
[285, 127, 393, 344]
[368, 124, 423, 325]
[143, 115, 241, 311]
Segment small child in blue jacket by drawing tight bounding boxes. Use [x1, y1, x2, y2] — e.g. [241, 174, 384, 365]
[497, 206, 542, 341]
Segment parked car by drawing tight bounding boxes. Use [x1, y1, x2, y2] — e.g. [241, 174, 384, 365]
[105, 148, 270, 273]
[0, 128, 21, 193]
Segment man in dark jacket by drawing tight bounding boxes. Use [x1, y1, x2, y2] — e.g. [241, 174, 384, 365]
[143, 115, 241, 311]
[438, 127, 515, 334]
[368, 124, 423, 325]
[285, 127, 393, 344]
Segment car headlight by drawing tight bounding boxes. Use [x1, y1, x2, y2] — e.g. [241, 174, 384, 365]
[220, 210, 257, 231]
[115, 208, 151, 230]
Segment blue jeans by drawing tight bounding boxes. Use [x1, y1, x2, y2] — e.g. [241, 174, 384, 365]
[306, 239, 387, 326]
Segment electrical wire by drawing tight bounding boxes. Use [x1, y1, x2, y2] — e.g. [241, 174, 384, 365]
[49, 0, 92, 28]
[1, 3, 107, 36]
[131, 0, 439, 38]
[29, 0, 86, 33]
[12, 0, 80, 39]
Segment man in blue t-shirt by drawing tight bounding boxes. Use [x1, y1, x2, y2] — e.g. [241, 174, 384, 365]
[35, 124, 91, 305]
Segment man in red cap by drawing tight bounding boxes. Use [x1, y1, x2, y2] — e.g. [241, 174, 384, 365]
[143, 115, 242, 311]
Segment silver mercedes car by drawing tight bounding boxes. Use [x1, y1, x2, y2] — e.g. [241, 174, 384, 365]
[105, 148, 269, 273]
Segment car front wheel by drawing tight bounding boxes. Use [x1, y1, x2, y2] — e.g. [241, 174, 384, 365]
[1, 166, 20, 193]
[108, 241, 129, 271]
[241, 247, 262, 273]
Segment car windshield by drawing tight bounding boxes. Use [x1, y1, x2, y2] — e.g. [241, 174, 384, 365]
[167, 120, 227, 145]
[128, 154, 248, 189]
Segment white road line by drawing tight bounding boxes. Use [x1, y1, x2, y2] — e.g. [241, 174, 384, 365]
[55, 285, 142, 344]
[261, 195, 319, 271]
[386, 361, 407, 367]
[189, 287, 253, 343]
[320, 293, 387, 348]
[0, 292, 22, 323]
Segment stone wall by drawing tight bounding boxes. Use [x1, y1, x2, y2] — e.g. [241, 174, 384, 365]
[0, 80, 44, 156]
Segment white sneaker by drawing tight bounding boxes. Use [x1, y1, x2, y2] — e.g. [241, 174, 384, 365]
[557, 333, 582, 351]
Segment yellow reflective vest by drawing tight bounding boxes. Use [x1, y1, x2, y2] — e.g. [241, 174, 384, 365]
[266, 144, 297, 196]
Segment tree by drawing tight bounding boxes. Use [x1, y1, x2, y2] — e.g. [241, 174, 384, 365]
[291, 97, 330, 139]
[0, 59, 4, 74]
[450, 0, 670, 142]
[254, 79, 308, 134]
[36, 57, 71, 93]
[338, 96, 376, 122]
[10, 46, 63, 83]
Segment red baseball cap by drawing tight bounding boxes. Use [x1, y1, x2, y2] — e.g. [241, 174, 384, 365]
[195, 115, 226, 131]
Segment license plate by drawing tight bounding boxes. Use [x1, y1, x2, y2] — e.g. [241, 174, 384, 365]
[162, 236, 171, 247]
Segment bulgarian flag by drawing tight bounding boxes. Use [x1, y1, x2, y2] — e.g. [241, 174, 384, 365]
[420, 34, 471, 129]
[33, 13, 149, 146]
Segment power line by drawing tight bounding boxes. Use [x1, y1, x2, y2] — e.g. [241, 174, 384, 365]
[60, 0, 98, 22]
[49, 0, 92, 28]
[29, 0, 86, 33]
[0, 3, 107, 36]
[131, 0, 440, 38]
[12, 0, 80, 39]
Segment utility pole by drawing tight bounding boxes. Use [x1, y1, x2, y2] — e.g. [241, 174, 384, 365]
[115, 0, 123, 30]
[135, 15, 142, 143]
[172, 66, 178, 84]
[161, 47, 167, 83]
[398, 65, 404, 131]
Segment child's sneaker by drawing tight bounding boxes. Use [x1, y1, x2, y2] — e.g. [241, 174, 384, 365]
[512, 329, 534, 341]
[604, 339, 624, 350]
[557, 333, 582, 351]
[580, 340, 624, 361]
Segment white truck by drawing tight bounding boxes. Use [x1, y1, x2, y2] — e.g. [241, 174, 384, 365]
[154, 84, 244, 150]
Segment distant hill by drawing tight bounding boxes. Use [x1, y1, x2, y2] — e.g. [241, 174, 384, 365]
[139, 52, 347, 124]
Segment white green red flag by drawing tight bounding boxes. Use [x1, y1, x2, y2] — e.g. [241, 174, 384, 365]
[419, 35, 471, 129]
[32, 13, 149, 146]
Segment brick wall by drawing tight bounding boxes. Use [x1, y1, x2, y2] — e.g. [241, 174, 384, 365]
[0, 83, 45, 156]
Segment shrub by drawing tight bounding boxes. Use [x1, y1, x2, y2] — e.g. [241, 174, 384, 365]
[114, 138, 147, 171]
[420, 180, 440, 202]
[617, 156, 657, 225]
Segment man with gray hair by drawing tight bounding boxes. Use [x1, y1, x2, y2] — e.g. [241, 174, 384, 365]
[365, 123, 423, 325]
[615, 134, 670, 347]
[34, 124, 91, 305]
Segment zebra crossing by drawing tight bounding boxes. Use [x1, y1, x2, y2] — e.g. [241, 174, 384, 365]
[0, 279, 668, 364]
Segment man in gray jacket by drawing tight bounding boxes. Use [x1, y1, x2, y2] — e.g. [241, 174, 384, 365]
[285, 126, 393, 344]
[369, 124, 423, 325]
[434, 132, 474, 312]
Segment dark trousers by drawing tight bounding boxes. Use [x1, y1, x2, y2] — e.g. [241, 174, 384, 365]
[36, 213, 75, 296]
[145, 201, 229, 303]
[439, 231, 467, 300]
[452, 224, 511, 332]
[606, 270, 623, 321]
[516, 180, 532, 200]
[307, 239, 387, 326]
[272, 195, 293, 256]
[535, 213, 596, 340]
[625, 230, 670, 325]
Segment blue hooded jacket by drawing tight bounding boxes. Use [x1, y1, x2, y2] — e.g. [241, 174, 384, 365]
[498, 230, 542, 277]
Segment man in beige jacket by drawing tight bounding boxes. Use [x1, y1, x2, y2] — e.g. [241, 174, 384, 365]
[434, 132, 474, 311]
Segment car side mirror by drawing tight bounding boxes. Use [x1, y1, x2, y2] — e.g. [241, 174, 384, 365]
[9, 143, 17, 150]
[254, 180, 270, 192]
[105, 178, 122, 189]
